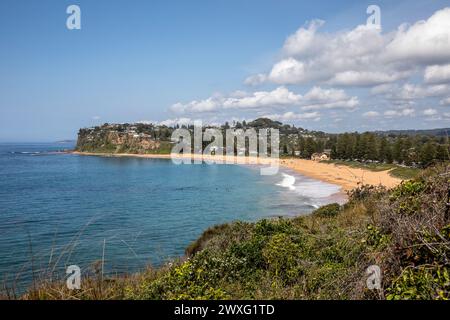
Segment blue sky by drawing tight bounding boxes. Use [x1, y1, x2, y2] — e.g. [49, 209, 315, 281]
[0, 0, 449, 142]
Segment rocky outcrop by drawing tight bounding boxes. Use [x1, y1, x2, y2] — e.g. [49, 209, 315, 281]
[76, 125, 162, 153]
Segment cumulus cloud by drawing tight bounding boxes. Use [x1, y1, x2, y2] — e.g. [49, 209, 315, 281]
[222, 87, 302, 109]
[170, 98, 220, 114]
[423, 108, 438, 116]
[283, 19, 326, 57]
[246, 8, 450, 88]
[384, 108, 415, 118]
[267, 58, 314, 84]
[170, 86, 358, 115]
[167, 7, 450, 128]
[244, 74, 267, 86]
[247, 23, 389, 86]
[300, 87, 359, 111]
[170, 87, 302, 114]
[329, 71, 408, 87]
[384, 8, 450, 65]
[373, 83, 450, 102]
[425, 64, 450, 84]
[262, 111, 321, 122]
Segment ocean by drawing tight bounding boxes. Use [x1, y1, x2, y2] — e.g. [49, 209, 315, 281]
[0, 142, 344, 291]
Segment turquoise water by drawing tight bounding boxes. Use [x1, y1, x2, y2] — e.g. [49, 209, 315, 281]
[0, 143, 343, 290]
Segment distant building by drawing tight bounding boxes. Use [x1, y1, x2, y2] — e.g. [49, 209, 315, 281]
[311, 150, 331, 161]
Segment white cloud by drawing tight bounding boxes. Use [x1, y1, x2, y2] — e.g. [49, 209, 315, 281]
[283, 19, 325, 57]
[263, 111, 321, 122]
[385, 8, 450, 65]
[167, 8, 450, 127]
[170, 97, 220, 114]
[363, 111, 380, 118]
[244, 74, 267, 86]
[440, 97, 450, 105]
[171, 86, 358, 115]
[171, 87, 303, 114]
[267, 58, 310, 84]
[423, 108, 438, 116]
[158, 118, 193, 127]
[137, 120, 156, 125]
[329, 71, 408, 86]
[384, 108, 415, 118]
[223, 87, 302, 109]
[374, 83, 450, 101]
[247, 22, 390, 86]
[300, 87, 359, 111]
[424, 64, 450, 84]
[247, 8, 450, 88]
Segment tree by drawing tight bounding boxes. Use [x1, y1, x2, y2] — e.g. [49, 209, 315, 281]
[298, 136, 306, 158]
[336, 133, 352, 159]
[402, 137, 414, 166]
[364, 133, 378, 160]
[304, 137, 316, 158]
[419, 142, 437, 167]
[378, 136, 389, 162]
[393, 139, 403, 164]
[436, 144, 449, 161]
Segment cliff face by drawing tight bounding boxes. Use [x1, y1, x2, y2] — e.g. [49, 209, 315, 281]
[76, 125, 165, 154]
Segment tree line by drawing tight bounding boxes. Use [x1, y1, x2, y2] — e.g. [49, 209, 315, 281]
[289, 132, 449, 167]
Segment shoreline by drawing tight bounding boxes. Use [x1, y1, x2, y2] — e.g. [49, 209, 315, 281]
[70, 151, 403, 192]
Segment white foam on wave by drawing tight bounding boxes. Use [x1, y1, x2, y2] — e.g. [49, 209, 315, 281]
[292, 180, 342, 199]
[11, 151, 42, 155]
[276, 170, 343, 200]
[276, 173, 296, 191]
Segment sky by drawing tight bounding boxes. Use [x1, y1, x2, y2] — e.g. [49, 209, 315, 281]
[0, 0, 449, 142]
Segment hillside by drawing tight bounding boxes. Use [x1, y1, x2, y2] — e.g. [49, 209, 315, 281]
[76, 120, 449, 168]
[76, 124, 173, 154]
[376, 128, 450, 137]
[20, 165, 449, 300]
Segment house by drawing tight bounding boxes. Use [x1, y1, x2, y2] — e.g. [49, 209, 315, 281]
[311, 151, 331, 161]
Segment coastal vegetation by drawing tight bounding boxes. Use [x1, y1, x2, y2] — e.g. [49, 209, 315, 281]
[76, 119, 449, 171]
[13, 164, 449, 300]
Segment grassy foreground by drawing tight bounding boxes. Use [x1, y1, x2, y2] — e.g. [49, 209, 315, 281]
[10, 165, 450, 300]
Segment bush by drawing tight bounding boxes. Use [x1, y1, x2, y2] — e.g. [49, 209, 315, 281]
[262, 233, 302, 284]
[387, 266, 450, 300]
[312, 203, 341, 217]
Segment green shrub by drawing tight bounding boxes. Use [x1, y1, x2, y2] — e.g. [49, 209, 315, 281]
[390, 180, 426, 215]
[387, 266, 450, 300]
[366, 224, 391, 249]
[312, 203, 341, 217]
[391, 180, 426, 199]
[262, 233, 302, 284]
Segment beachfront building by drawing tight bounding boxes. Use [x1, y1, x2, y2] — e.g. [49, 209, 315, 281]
[311, 151, 331, 161]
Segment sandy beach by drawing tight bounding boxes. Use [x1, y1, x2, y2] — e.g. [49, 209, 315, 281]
[72, 151, 403, 192]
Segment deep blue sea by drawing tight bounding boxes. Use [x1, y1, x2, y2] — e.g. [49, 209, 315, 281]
[0, 143, 343, 291]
